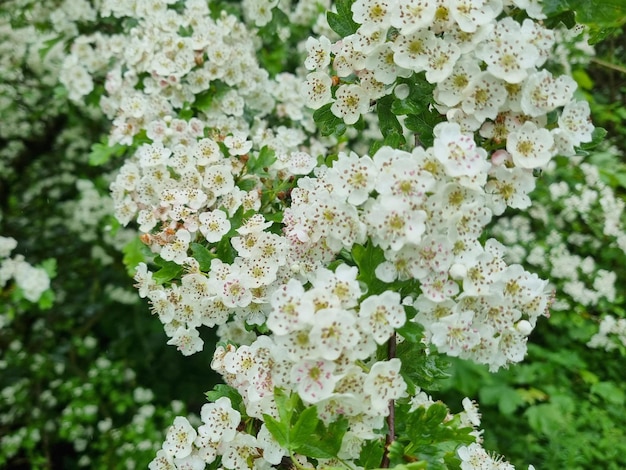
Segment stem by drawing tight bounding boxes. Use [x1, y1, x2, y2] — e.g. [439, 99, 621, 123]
[590, 57, 626, 75]
[381, 333, 397, 468]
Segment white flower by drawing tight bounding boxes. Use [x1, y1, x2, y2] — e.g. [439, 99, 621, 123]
[192, 138, 222, 165]
[351, 0, 397, 33]
[424, 37, 461, 84]
[162, 416, 197, 459]
[521, 70, 577, 117]
[291, 359, 339, 403]
[485, 165, 535, 215]
[267, 278, 313, 334]
[138, 142, 172, 168]
[203, 164, 234, 196]
[557, 100, 594, 146]
[359, 291, 406, 344]
[461, 72, 507, 122]
[223, 132, 252, 156]
[449, 0, 502, 33]
[149, 449, 175, 470]
[364, 358, 407, 413]
[287, 151, 317, 175]
[392, 29, 436, 72]
[474, 18, 539, 84]
[160, 229, 191, 264]
[304, 71, 333, 109]
[304, 36, 332, 70]
[308, 308, 360, 360]
[507, 121, 554, 169]
[365, 197, 427, 251]
[430, 310, 481, 356]
[199, 210, 231, 243]
[330, 84, 371, 125]
[13, 261, 50, 302]
[166, 326, 204, 356]
[389, 0, 437, 34]
[433, 122, 490, 177]
[326, 151, 378, 205]
[199, 397, 241, 443]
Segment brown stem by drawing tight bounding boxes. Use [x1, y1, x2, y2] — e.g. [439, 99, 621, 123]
[589, 57, 626, 75]
[381, 333, 397, 468]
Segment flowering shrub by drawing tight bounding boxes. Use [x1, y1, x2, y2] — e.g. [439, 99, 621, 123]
[3, 0, 626, 468]
[54, 0, 605, 468]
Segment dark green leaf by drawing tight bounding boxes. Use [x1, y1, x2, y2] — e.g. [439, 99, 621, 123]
[580, 127, 607, 150]
[205, 384, 244, 412]
[190, 243, 215, 272]
[357, 438, 385, 468]
[397, 321, 424, 344]
[313, 103, 347, 137]
[38, 35, 63, 59]
[378, 95, 404, 135]
[404, 111, 444, 148]
[327, 0, 359, 37]
[152, 259, 184, 284]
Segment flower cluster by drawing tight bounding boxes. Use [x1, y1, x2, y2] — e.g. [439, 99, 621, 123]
[587, 315, 626, 352]
[0, 236, 51, 304]
[56, 0, 600, 468]
[304, 0, 593, 186]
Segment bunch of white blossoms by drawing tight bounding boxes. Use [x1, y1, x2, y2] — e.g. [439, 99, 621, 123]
[0, 236, 51, 304]
[285, 143, 550, 371]
[304, 0, 593, 167]
[60, 0, 318, 145]
[61, 0, 595, 468]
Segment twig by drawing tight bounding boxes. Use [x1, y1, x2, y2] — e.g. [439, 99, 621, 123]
[590, 57, 626, 75]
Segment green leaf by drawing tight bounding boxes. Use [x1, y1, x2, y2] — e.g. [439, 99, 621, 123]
[404, 111, 444, 148]
[263, 413, 290, 448]
[357, 439, 385, 468]
[424, 402, 448, 425]
[39, 258, 57, 279]
[313, 103, 347, 137]
[247, 146, 277, 176]
[327, 0, 359, 37]
[397, 321, 424, 344]
[205, 384, 244, 411]
[38, 35, 63, 59]
[88, 140, 127, 166]
[580, 127, 607, 151]
[525, 403, 568, 437]
[378, 95, 404, 136]
[591, 381, 626, 405]
[193, 88, 215, 112]
[190, 243, 215, 272]
[568, 0, 626, 27]
[272, 387, 296, 425]
[324, 415, 350, 453]
[37, 289, 55, 310]
[152, 258, 184, 284]
[294, 416, 349, 458]
[291, 406, 320, 447]
[122, 236, 148, 277]
[351, 242, 386, 291]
